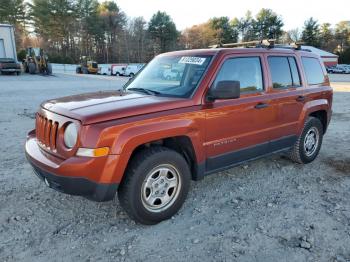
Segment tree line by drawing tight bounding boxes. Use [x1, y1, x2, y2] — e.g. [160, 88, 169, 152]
[1, 0, 350, 64]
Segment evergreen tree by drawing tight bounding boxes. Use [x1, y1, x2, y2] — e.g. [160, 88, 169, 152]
[209, 16, 237, 44]
[335, 21, 350, 53]
[253, 9, 284, 40]
[301, 18, 320, 47]
[238, 11, 255, 41]
[319, 23, 334, 51]
[148, 11, 178, 54]
[0, 0, 28, 51]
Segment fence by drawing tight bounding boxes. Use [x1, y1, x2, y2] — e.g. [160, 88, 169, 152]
[51, 63, 78, 73]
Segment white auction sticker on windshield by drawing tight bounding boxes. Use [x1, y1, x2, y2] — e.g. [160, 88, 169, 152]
[178, 56, 206, 65]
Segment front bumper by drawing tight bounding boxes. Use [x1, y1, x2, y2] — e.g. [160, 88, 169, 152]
[30, 164, 118, 201]
[25, 130, 119, 202]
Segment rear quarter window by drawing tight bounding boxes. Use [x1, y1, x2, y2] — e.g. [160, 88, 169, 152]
[302, 57, 325, 85]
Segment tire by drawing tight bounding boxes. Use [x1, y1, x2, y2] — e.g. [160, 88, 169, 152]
[29, 63, 36, 74]
[129, 73, 135, 78]
[46, 63, 52, 75]
[118, 146, 191, 225]
[289, 116, 324, 164]
[116, 72, 120, 76]
[76, 67, 81, 74]
[82, 67, 89, 74]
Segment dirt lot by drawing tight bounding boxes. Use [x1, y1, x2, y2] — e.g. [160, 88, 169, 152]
[0, 73, 349, 262]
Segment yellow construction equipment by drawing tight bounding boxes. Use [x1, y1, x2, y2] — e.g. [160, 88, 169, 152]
[76, 56, 98, 74]
[23, 47, 52, 75]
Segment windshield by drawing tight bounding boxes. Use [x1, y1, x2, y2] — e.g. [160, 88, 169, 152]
[125, 55, 213, 98]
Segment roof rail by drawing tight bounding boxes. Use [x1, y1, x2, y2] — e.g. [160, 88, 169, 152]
[209, 39, 276, 49]
[209, 39, 312, 52]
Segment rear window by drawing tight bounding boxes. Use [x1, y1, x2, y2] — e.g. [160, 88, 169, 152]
[302, 57, 324, 85]
[268, 56, 301, 88]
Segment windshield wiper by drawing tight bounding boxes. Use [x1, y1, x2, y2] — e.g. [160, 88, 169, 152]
[127, 87, 161, 96]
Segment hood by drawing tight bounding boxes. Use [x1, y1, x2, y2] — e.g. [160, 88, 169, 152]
[41, 90, 192, 124]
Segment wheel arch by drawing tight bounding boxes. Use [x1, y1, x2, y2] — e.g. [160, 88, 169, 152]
[109, 121, 205, 183]
[114, 135, 203, 185]
[298, 99, 331, 135]
[309, 110, 328, 133]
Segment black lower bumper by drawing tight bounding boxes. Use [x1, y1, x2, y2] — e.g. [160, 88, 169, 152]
[30, 164, 118, 202]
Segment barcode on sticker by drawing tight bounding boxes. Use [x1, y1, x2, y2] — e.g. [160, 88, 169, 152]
[179, 57, 206, 65]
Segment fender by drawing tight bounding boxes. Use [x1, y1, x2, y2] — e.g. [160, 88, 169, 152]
[297, 99, 330, 135]
[109, 118, 204, 183]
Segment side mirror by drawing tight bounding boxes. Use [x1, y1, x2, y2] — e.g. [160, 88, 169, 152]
[207, 80, 240, 101]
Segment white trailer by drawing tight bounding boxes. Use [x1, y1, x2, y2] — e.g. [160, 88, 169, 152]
[0, 24, 21, 75]
[0, 24, 17, 61]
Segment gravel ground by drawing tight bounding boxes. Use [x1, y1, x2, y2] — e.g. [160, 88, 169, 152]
[0, 73, 350, 262]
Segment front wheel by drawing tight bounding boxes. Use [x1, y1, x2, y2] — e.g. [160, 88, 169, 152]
[289, 116, 323, 164]
[28, 62, 36, 74]
[118, 147, 191, 225]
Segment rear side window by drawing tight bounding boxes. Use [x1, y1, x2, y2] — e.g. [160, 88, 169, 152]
[268, 56, 301, 88]
[214, 57, 263, 93]
[302, 57, 325, 85]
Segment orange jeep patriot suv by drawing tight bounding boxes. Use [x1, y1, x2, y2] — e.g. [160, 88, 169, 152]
[25, 43, 333, 224]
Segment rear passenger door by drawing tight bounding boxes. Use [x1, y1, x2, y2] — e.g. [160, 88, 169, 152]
[265, 55, 305, 144]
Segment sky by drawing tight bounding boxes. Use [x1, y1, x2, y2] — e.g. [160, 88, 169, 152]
[115, 0, 350, 30]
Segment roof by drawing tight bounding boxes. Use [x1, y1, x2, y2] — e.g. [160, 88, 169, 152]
[301, 45, 338, 58]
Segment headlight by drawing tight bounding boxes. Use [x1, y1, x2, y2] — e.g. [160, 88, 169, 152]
[64, 123, 78, 148]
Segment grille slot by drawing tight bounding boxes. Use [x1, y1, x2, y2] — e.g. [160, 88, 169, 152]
[36, 114, 59, 150]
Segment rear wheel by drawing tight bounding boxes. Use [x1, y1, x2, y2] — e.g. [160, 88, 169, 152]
[46, 63, 52, 75]
[118, 146, 191, 225]
[289, 117, 323, 164]
[129, 73, 135, 78]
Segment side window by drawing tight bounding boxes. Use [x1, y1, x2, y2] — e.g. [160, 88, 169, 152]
[213, 57, 263, 93]
[288, 57, 301, 86]
[302, 57, 325, 85]
[268, 56, 301, 89]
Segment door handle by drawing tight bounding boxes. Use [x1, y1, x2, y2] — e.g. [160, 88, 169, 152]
[255, 103, 269, 109]
[296, 95, 306, 102]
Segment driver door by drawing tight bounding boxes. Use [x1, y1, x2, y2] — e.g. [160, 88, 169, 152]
[204, 54, 277, 172]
